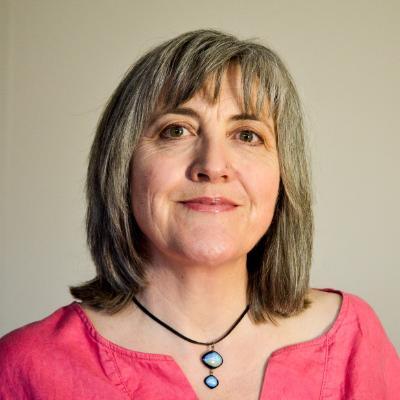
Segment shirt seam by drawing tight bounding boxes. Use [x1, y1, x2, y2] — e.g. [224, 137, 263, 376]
[318, 335, 330, 400]
[110, 350, 134, 399]
[317, 292, 354, 399]
[71, 302, 174, 361]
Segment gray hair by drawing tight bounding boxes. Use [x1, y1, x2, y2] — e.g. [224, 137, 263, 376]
[69, 29, 314, 324]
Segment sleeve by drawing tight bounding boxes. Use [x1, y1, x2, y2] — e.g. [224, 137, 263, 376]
[345, 294, 400, 399]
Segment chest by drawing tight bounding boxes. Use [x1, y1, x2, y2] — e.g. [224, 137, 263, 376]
[170, 345, 273, 400]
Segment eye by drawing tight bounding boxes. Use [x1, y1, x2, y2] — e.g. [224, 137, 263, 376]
[236, 130, 264, 145]
[160, 124, 191, 139]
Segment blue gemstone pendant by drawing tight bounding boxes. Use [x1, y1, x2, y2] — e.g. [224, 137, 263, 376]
[201, 350, 223, 369]
[202, 346, 223, 389]
[204, 374, 219, 388]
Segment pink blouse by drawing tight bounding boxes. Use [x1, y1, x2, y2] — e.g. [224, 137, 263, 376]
[0, 288, 399, 399]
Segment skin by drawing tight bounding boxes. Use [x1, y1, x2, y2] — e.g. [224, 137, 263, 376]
[129, 64, 281, 338]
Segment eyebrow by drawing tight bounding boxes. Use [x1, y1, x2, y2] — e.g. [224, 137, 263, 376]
[149, 106, 274, 134]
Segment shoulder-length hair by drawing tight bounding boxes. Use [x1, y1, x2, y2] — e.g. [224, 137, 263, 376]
[69, 29, 314, 324]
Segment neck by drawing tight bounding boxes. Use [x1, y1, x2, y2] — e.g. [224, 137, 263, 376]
[134, 254, 249, 343]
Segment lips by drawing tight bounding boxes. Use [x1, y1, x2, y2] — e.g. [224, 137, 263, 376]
[181, 197, 238, 206]
[179, 196, 238, 213]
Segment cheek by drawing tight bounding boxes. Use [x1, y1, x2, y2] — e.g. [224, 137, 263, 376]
[242, 153, 280, 196]
[130, 153, 181, 215]
[243, 159, 280, 223]
[258, 168, 280, 202]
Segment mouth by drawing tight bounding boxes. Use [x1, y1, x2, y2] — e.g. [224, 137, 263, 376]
[179, 197, 239, 213]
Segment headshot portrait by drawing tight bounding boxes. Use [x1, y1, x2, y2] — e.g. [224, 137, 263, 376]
[1, 1, 399, 399]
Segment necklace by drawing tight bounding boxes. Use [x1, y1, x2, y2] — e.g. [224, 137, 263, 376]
[132, 296, 250, 389]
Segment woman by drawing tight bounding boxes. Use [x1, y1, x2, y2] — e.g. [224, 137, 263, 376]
[1, 29, 399, 399]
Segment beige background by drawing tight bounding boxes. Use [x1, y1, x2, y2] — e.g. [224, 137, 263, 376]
[1, 0, 399, 352]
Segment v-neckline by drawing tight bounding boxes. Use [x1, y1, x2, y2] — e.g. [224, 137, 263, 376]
[165, 350, 273, 399]
[73, 287, 348, 400]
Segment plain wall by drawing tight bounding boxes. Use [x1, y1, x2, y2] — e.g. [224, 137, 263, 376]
[1, 0, 399, 352]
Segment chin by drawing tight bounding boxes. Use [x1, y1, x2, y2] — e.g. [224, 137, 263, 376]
[174, 240, 246, 267]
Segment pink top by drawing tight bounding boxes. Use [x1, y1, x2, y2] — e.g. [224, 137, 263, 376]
[0, 288, 399, 399]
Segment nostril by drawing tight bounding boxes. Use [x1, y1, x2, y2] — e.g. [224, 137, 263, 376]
[189, 161, 232, 183]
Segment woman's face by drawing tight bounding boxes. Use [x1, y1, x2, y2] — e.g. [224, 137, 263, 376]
[130, 66, 280, 267]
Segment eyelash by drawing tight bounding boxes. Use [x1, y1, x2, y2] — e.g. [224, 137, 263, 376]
[159, 124, 264, 146]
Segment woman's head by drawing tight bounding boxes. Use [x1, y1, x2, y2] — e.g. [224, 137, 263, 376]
[130, 63, 280, 271]
[69, 29, 314, 323]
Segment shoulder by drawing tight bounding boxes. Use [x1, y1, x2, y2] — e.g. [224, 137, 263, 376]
[0, 302, 77, 348]
[308, 287, 389, 337]
[320, 289, 400, 396]
[0, 302, 79, 379]
[306, 287, 398, 354]
[332, 289, 399, 369]
[342, 290, 392, 339]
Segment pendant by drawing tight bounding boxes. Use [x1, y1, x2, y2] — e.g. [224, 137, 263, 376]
[204, 373, 219, 389]
[201, 344, 223, 389]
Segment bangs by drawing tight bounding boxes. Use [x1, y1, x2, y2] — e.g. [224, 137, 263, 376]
[146, 46, 282, 127]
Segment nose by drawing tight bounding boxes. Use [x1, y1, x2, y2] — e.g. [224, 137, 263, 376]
[188, 136, 233, 183]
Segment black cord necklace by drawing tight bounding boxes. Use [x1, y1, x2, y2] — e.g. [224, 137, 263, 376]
[132, 296, 250, 389]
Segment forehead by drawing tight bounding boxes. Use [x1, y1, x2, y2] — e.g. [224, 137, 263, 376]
[152, 64, 273, 125]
